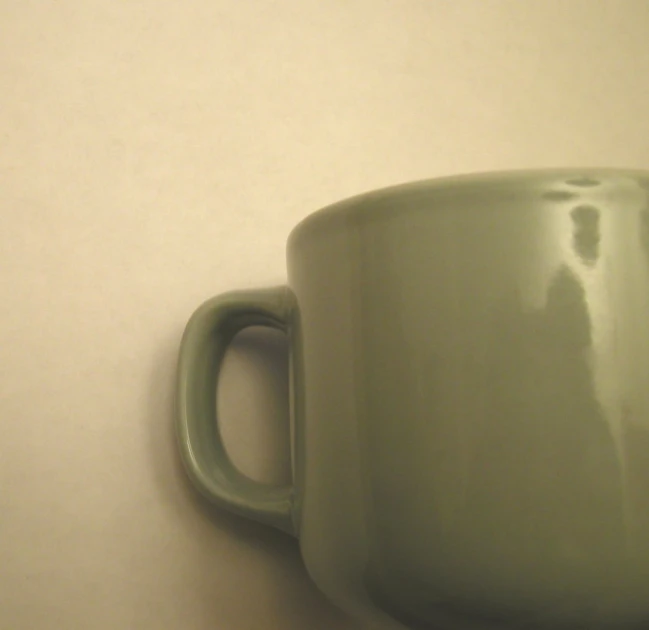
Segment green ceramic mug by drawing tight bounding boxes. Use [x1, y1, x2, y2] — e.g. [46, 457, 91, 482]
[177, 169, 649, 629]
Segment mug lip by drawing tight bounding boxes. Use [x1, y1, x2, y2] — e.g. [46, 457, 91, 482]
[287, 166, 649, 248]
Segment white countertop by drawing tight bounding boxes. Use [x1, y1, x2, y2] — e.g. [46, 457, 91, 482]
[2, 1, 649, 628]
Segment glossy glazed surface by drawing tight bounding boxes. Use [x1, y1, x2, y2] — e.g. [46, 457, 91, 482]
[285, 170, 649, 629]
[178, 169, 649, 629]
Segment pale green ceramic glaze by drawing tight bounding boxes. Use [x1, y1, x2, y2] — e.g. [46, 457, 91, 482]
[177, 169, 649, 629]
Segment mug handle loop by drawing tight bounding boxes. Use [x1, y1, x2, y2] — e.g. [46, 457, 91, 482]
[176, 286, 296, 536]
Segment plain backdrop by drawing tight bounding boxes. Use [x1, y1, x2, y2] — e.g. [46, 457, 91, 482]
[2, 1, 649, 628]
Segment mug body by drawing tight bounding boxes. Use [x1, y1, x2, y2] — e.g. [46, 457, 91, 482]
[286, 170, 649, 629]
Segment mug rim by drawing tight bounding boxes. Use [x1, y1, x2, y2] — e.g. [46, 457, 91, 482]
[287, 167, 649, 249]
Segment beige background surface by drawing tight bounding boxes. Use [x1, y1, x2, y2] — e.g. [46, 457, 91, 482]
[2, 1, 649, 628]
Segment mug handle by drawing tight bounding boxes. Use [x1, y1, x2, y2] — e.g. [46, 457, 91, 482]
[176, 286, 296, 536]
